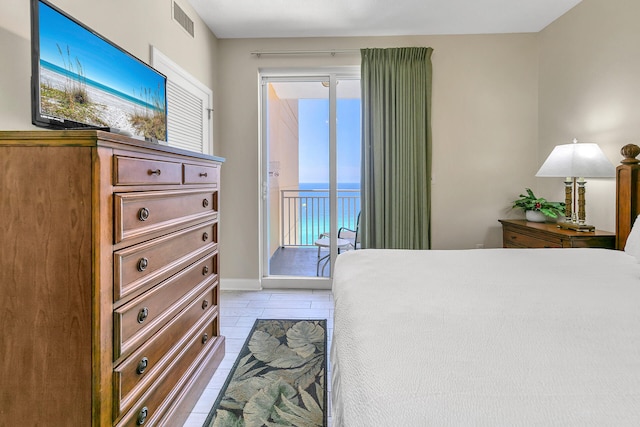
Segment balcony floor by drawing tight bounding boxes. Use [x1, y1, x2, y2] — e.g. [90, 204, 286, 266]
[269, 246, 333, 277]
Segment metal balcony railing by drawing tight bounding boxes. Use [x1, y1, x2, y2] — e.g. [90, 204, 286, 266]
[280, 188, 360, 247]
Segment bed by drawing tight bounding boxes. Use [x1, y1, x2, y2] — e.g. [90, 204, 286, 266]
[331, 144, 640, 426]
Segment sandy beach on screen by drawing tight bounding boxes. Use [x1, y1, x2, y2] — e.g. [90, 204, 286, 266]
[40, 67, 147, 135]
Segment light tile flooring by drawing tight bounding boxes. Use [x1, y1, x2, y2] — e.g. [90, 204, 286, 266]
[183, 289, 334, 427]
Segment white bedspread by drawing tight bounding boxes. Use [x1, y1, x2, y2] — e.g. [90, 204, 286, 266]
[331, 248, 640, 426]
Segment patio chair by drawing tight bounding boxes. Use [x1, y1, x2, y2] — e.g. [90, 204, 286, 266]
[314, 234, 351, 276]
[338, 212, 361, 250]
[314, 212, 361, 275]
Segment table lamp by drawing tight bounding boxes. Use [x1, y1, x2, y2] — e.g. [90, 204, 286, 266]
[535, 138, 615, 231]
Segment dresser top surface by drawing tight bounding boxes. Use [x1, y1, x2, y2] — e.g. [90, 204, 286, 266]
[499, 219, 615, 237]
[0, 130, 225, 163]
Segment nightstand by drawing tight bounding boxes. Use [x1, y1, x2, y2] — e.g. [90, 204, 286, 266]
[498, 219, 615, 249]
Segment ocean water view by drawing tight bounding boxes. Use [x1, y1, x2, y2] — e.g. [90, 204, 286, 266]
[285, 182, 361, 246]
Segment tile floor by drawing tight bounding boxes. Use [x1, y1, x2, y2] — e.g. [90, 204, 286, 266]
[182, 289, 334, 427]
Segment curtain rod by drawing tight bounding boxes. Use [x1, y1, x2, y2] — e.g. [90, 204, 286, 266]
[250, 49, 360, 57]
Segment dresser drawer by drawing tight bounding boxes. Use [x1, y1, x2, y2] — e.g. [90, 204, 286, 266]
[114, 252, 218, 360]
[115, 314, 219, 426]
[114, 189, 217, 244]
[503, 229, 562, 248]
[183, 163, 220, 185]
[113, 283, 218, 418]
[114, 155, 182, 186]
[114, 220, 217, 301]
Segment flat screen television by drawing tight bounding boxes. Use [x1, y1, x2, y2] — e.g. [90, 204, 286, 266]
[30, 0, 167, 141]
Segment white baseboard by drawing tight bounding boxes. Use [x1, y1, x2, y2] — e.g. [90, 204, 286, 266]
[220, 278, 262, 291]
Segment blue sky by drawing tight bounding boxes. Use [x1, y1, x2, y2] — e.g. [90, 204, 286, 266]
[38, 1, 164, 102]
[298, 99, 361, 184]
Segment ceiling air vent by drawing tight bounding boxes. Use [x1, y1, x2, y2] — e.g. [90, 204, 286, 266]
[173, 2, 194, 37]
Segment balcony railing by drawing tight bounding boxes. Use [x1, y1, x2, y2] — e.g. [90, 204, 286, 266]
[280, 188, 360, 247]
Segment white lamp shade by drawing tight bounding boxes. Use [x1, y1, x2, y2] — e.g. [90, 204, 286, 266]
[535, 142, 615, 178]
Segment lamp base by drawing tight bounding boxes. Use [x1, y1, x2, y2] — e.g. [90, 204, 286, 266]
[557, 222, 595, 232]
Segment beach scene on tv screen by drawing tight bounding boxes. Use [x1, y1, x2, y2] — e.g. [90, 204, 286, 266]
[38, 2, 166, 140]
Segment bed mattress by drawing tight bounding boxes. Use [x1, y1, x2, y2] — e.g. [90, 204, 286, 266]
[331, 248, 640, 426]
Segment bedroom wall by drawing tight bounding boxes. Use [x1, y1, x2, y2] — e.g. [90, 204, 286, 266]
[0, 0, 221, 152]
[217, 34, 539, 285]
[538, 0, 640, 232]
[8, 0, 631, 288]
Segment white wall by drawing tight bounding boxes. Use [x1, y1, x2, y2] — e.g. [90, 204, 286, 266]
[217, 35, 539, 280]
[4, 0, 635, 286]
[218, 0, 639, 283]
[0, 0, 221, 152]
[538, 0, 640, 232]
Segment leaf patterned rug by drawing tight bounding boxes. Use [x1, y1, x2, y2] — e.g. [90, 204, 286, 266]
[204, 319, 327, 427]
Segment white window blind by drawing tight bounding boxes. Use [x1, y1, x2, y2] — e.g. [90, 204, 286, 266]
[151, 47, 212, 154]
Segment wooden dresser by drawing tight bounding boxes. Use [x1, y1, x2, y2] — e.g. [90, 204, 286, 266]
[0, 130, 225, 426]
[499, 219, 616, 249]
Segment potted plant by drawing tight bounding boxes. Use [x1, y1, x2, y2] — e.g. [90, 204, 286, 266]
[512, 188, 565, 222]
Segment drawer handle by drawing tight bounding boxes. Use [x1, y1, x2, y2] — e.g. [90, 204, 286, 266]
[202, 266, 209, 275]
[202, 198, 209, 208]
[136, 406, 148, 425]
[202, 333, 209, 344]
[199, 172, 208, 177]
[148, 169, 161, 176]
[138, 207, 150, 221]
[136, 357, 149, 375]
[202, 299, 209, 310]
[137, 307, 149, 324]
[202, 232, 209, 241]
[137, 257, 149, 272]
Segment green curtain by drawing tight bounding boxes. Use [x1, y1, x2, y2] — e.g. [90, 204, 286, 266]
[360, 47, 433, 249]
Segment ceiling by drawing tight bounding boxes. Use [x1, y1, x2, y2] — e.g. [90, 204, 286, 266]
[186, 0, 582, 39]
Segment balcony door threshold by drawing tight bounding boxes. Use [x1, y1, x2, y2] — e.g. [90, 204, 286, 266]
[261, 276, 332, 290]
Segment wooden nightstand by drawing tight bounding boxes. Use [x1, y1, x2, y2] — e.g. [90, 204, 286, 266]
[498, 219, 616, 249]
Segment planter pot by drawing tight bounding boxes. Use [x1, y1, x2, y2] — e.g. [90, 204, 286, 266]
[526, 210, 547, 223]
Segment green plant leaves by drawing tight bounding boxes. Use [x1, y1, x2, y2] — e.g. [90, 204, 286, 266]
[249, 330, 308, 369]
[287, 321, 325, 358]
[208, 320, 327, 427]
[272, 387, 324, 427]
[512, 187, 565, 218]
[243, 379, 297, 426]
[212, 410, 245, 427]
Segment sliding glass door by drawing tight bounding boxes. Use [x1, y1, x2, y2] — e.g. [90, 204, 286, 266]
[260, 69, 360, 288]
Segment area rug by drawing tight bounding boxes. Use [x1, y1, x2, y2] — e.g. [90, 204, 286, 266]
[203, 319, 327, 427]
